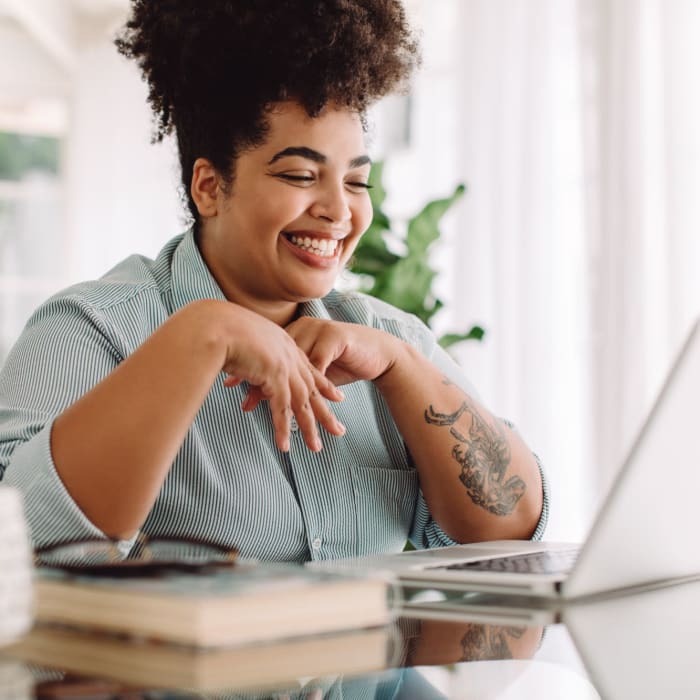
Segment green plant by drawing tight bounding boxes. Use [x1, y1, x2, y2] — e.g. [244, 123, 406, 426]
[349, 162, 484, 348]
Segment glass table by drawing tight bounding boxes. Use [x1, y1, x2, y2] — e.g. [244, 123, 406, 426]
[2, 577, 699, 699]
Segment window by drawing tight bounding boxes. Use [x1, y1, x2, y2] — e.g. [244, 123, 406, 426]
[0, 132, 65, 361]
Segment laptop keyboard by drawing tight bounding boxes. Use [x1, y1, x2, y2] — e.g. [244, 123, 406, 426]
[435, 548, 580, 575]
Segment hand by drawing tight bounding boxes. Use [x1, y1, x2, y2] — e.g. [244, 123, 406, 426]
[285, 317, 402, 386]
[217, 304, 346, 452]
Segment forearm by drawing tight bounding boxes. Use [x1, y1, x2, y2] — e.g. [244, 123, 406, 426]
[375, 343, 543, 543]
[50, 300, 229, 539]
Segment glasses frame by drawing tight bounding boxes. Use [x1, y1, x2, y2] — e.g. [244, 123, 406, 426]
[34, 533, 238, 577]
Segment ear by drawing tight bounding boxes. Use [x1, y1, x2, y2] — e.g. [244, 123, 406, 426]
[191, 158, 221, 217]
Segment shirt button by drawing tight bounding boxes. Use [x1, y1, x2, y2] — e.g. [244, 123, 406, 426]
[290, 416, 298, 432]
[311, 537, 322, 551]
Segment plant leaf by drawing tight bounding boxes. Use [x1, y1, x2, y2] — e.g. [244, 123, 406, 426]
[368, 161, 387, 209]
[350, 221, 400, 276]
[406, 183, 466, 255]
[438, 326, 486, 348]
[376, 256, 437, 323]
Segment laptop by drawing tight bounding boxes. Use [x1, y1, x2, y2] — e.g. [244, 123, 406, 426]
[310, 317, 700, 600]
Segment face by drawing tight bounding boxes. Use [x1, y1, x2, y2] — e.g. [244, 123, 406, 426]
[196, 101, 373, 319]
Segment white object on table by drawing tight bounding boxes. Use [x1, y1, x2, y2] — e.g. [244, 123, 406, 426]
[0, 487, 33, 647]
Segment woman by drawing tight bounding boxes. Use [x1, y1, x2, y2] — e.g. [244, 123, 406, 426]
[0, 0, 547, 559]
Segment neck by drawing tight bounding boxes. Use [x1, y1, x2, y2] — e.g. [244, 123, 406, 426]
[215, 278, 299, 326]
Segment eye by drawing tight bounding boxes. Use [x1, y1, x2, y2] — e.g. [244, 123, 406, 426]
[345, 180, 373, 193]
[275, 173, 315, 185]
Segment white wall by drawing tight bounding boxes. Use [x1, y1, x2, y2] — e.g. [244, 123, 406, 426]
[64, 26, 182, 281]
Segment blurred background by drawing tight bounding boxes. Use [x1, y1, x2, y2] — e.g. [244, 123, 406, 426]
[1, 0, 698, 540]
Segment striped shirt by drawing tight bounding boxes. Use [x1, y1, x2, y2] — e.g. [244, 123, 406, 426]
[0, 230, 548, 559]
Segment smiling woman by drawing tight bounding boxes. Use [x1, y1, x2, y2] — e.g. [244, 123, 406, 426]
[0, 0, 548, 561]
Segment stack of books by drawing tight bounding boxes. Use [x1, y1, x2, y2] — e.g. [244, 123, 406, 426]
[8, 561, 397, 693]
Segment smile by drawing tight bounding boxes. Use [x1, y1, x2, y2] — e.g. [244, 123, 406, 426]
[286, 234, 339, 258]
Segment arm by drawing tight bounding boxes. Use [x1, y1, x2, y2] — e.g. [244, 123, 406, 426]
[375, 342, 543, 542]
[2, 299, 343, 541]
[399, 618, 543, 666]
[286, 317, 543, 544]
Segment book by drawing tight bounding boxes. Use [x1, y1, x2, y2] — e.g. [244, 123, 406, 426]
[7, 623, 397, 693]
[31, 562, 394, 647]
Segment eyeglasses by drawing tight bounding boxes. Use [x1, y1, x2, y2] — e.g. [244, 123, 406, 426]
[34, 533, 238, 577]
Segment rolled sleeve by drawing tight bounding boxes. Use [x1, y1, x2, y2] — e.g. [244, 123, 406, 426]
[409, 490, 459, 549]
[0, 294, 137, 553]
[530, 452, 549, 541]
[3, 421, 108, 547]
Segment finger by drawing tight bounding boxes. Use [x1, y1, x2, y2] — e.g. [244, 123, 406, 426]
[268, 387, 292, 453]
[223, 374, 243, 388]
[294, 346, 344, 401]
[241, 385, 264, 411]
[309, 385, 346, 437]
[286, 319, 335, 373]
[298, 362, 346, 437]
[305, 333, 344, 375]
[311, 364, 345, 402]
[290, 376, 322, 452]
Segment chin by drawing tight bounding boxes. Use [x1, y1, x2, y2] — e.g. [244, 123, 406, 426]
[286, 275, 338, 301]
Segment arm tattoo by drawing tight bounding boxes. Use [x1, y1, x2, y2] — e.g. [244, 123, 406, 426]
[460, 625, 525, 661]
[424, 399, 526, 516]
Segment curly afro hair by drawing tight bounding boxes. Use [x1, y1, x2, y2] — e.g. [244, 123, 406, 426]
[115, 0, 421, 227]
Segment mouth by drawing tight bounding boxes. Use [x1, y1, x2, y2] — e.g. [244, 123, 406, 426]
[283, 232, 341, 259]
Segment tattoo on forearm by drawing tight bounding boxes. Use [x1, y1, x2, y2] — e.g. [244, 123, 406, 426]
[424, 399, 526, 516]
[460, 625, 525, 661]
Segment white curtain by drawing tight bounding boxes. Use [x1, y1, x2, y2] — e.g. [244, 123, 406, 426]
[423, 0, 700, 539]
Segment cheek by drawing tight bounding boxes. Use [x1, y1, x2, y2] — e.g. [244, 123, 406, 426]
[341, 197, 373, 257]
[355, 196, 374, 234]
[236, 200, 291, 241]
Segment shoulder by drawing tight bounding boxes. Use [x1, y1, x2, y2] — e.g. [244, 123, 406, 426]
[53, 234, 181, 312]
[22, 234, 184, 352]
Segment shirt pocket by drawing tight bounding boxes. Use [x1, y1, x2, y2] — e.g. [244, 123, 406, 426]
[349, 465, 419, 556]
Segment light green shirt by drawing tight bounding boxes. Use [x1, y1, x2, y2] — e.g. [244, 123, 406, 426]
[0, 230, 548, 557]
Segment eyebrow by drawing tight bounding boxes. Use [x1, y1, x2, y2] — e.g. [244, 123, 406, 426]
[267, 146, 371, 169]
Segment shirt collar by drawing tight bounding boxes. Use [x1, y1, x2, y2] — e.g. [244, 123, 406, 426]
[298, 296, 333, 320]
[170, 228, 227, 312]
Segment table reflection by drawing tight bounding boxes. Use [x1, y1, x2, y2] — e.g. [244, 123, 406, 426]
[3, 615, 544, 700]
[4, 578, 700, 699]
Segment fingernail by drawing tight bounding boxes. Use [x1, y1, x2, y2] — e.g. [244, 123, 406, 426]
[336, 422, 346, 435]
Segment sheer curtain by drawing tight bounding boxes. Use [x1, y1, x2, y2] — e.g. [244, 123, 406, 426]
[432, 0, 700, 539]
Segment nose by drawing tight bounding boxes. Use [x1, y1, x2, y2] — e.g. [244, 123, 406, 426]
[309, 181, 352, 223]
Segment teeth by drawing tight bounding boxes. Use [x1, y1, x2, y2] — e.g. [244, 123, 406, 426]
[289, 235, 339, 257]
